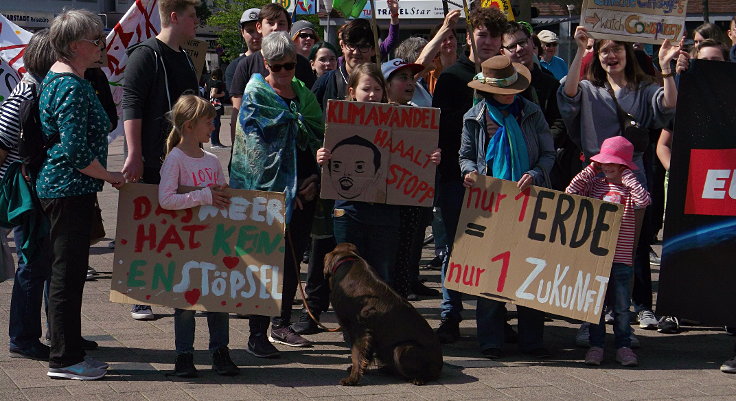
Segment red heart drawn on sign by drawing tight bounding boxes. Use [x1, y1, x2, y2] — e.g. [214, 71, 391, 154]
[184, 288, 201, 305]
[222, 256, 239, 269]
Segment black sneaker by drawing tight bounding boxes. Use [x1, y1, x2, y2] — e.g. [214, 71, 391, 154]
[504, 323, 519, 344]
[721, 356, 736, 373]
[481, 348, 503, 359]
[211, 347, 239, 376]
[247, 334, 280, 358]
[291, 310, 322, 335]
[436, 318, 460, 344]
[412, 281, 440, 297]
[269, 326, 311, 347]
[524, 347, 552, 359]
[657, 316, 681, 334]
[9, 342, 50, 361]
[174, 353, 198, 378]
[81, 337, 98, 350]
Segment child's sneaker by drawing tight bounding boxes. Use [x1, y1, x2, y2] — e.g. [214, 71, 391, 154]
[615, 347, 639, 367]
[585, 347, 604, 366]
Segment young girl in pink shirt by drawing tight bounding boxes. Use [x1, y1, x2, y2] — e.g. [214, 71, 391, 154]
[566, 136, 651, 367]
[157, 95, 236, 378]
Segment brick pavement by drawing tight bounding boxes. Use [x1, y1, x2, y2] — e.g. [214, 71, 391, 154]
[1, 117, 736, 400]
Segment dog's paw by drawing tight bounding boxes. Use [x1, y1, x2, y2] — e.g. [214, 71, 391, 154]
[340, 377, 360, 386]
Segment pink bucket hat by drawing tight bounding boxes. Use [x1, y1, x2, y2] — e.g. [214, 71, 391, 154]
[590, 136, 638, 170]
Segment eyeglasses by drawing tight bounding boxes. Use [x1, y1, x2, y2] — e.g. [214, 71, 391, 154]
[345, 43, 372, 53]
[268, 61, 296, 72]
[543, 42, 558, 48]
[298, 32, 317, 40]
[81, 36, 105, 47]
[503, 39, 530, 52]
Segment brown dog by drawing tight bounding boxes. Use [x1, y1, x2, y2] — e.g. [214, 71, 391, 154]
[324, 243, 443, 386]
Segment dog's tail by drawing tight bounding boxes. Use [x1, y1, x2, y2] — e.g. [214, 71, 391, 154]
[392, 342, 443, 384]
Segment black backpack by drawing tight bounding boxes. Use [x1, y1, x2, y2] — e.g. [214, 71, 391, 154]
[18, 72, 76, 180]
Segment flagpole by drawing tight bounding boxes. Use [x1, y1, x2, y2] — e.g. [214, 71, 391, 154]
[369, 0, 381, 62]
[462, 0, 480, 74]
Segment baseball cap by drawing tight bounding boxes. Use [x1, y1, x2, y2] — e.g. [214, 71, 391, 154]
[537, 30, 559, 43]
[240, 8, 260, 25]
[381, 58, 424, 80]
[290, 20, 317, 38]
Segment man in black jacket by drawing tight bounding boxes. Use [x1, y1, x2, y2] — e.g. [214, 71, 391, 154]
[121, 0, 200, 321]
[500, 21, 578, 191]
[432, 6, 507, 344]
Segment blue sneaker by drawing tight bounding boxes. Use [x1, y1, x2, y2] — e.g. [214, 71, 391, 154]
[48, 361, 107, 380]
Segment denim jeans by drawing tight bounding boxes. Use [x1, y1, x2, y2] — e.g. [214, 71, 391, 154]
[333, 213, 399, 286]
[40, 193, 95, 368]
[437, 180, 466, 321]
[476, 300, 545, 351]
[9, 224, 52, 349]
[589, 263, 633, 349]
[210, 115, 223, 146]
[174, 309, 229, 354]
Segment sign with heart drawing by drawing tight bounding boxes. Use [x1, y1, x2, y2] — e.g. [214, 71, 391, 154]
[110, 184, 286, 315]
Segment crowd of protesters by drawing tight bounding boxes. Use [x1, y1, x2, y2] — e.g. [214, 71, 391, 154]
[1, 0, 736, 382]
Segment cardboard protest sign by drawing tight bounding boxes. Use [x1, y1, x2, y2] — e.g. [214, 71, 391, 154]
[580, 0, 687, 45]
[320, 100, 439, 207]
[656, 60, 736, 326]
[446, 176, 623, 324]
[181, 39, 208, 81]
[111, 184, 285, 316]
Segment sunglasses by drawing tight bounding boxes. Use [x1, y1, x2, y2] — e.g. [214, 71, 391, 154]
[268, 61, 296, 72]
[543, 42, 558, 48]
[81, 36, 105, 47]
[298, 32, 317, 40]
[345, 43, 372, 53]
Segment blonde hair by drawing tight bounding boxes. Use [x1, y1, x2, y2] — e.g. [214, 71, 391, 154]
[166, 95, 216, 154]
[159, 0, 200, 27]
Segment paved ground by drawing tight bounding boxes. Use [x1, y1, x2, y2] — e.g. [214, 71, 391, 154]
[1, 116, 736, 400]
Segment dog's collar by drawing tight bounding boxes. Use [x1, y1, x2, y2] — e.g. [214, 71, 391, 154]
[331, 256, 359, 274]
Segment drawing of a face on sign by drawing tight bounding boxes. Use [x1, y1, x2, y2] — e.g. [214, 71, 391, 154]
[328, 135, 382, 199]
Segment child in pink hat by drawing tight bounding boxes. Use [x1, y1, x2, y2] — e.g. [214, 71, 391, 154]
[566, 136, 651, 367]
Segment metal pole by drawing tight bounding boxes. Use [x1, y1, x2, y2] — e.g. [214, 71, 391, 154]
[461, 0, 480, 73]
[369, 0, 382, 62]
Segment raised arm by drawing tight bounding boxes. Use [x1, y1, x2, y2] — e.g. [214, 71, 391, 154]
[414, 10, 460, 69]
[657, 38, 680, 109]
[564, 26, 590, 98]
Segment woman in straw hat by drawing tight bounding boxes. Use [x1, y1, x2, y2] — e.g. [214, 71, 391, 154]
[459, 55, 555, 359]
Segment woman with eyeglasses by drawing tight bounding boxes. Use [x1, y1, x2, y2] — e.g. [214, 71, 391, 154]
[38, 9, 125, 380]
[309, 42, 338, 78]
[230, 32, 323, 353]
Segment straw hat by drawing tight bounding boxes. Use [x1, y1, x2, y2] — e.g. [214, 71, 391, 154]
[467, 55, 531, 95]
[590, 136, 638, 170]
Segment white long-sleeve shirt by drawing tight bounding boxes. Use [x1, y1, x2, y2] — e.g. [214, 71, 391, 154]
[158, 147, 224, 210]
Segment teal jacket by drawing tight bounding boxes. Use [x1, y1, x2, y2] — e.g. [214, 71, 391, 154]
[0, 161, 49, 258]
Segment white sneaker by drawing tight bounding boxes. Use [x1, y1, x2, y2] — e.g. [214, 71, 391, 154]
[575, 323, 590, 347]
[48, 361, 106, 380]
[638, 310, 658, 329]
[130, 305, 154, 320]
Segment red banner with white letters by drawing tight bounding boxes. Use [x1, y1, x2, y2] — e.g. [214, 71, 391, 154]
[684, 149, 736, 216]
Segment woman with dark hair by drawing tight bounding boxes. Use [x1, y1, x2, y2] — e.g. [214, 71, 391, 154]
[39, 9, 125, 380]
[0, 28, 56, 362]
[308, 42, 338, 77]
[693, 22, 728, 48]
[206, 68, 226, 148]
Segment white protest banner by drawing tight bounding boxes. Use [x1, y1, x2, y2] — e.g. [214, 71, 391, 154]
[0, 13, 32, 103]
[320, 100, 439, 207]
[580, 0, 688, 45]
[103, 0, 161, 143]
[445, 176, 623, 324]
[111, 184, 285, 316]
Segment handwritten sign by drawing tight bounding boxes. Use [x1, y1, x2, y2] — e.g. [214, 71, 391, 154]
[181, 39, 208, 81]
[580, 0, 688, 45]
[110, 184, 286, 316]
[320, 100, 439, 207]
[445, 176, 623, 324]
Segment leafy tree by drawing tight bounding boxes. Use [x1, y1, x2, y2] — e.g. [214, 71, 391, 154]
[208, 0, 269, 62]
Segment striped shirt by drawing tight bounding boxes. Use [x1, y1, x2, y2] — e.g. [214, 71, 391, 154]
[566, 163, 651, 265]
[0, 77, 36, 180]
